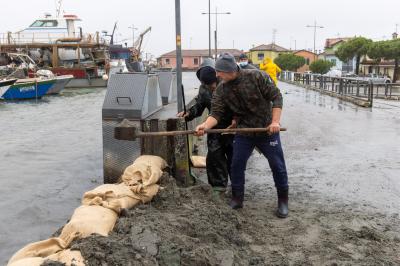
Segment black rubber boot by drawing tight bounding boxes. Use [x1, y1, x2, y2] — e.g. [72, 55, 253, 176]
[276, 188, 289, 218]
[230, 190, 244, 209]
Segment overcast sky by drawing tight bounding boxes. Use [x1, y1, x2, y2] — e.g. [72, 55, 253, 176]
[1, 0, 399, 58]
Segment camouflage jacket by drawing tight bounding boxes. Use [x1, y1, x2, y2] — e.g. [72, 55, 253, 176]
[211, 69, 283, 129]
[186, 83, 232, 129]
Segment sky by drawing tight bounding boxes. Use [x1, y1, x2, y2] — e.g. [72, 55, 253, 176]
[0, 0, 399, 59]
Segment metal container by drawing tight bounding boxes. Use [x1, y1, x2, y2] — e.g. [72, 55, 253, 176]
[102, 72, 163, 183]
[155, 71, 177, 105]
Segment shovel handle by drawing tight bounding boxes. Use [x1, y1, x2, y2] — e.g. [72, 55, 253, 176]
[137, 127, 287, 138]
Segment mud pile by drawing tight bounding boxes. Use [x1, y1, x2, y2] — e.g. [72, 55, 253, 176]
[62, 173, 399, 265]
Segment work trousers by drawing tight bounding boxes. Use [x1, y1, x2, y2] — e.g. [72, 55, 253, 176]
[231, 133, 288, 193]
[206, 133, 234, 189]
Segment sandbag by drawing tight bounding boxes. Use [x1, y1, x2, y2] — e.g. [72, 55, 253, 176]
[191, 156, 206, 168]
[82, 183, 141, 213]
[8, 238, 68, 265]
[121, 155, 167, 187]
[59, 205, 118, 243]
[47, 249, 85, 266]
[129, 183, 160, 203]
[7, 257, 45, 266]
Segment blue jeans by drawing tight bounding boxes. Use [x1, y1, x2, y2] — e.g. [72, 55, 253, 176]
[231, 134, 288, 193]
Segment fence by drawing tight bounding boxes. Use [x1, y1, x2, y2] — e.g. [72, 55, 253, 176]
[281, 71, 400, 107]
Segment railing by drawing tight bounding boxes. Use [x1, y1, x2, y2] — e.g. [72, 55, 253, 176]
[0, 32, 108, 45]
[282, 71, 400, 100]
[280, 71, 374, 107]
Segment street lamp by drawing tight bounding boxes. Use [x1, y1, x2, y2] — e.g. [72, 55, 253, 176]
[128, 25, 138, 47]
[202, 7, 231, 59]
[306, 21, 324, 61]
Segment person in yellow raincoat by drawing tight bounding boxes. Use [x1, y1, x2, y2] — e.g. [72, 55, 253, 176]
[260, 57, 281, 85]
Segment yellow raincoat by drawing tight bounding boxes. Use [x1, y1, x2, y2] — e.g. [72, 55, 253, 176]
[260, 57, 281, 85]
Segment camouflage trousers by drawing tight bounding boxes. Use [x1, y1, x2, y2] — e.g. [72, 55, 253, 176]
[206, 133, 234, 189]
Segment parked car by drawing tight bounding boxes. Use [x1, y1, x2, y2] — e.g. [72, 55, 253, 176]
[361, 73, 391, 84]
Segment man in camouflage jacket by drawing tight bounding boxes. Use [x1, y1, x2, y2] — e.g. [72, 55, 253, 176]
[195, 53, 289, 218]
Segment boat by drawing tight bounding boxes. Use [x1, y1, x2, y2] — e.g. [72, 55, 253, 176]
[0, 79, 17, 99]
[1, 78, 55, 100]
[47, 75, 73, 94]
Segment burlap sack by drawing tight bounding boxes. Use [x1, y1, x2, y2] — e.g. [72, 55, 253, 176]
[59, 205, 118, 243]
[47, 249, 85, 266]
[129, 183, 160, 203]
[191, 156, 206, 168]
[7, 257, 45, 266]
[82, 183, 141, 213]
[8, 238, 68, 265]
[121, 155, 167, 187]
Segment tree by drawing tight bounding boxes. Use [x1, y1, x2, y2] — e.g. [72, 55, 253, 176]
[368, 39, 400, 83]
[274, 54, 305, 71]
[335, 37, 372, 75]
[309, 59, 334, 74]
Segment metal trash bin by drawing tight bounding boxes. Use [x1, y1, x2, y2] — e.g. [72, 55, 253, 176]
[102, 73, 163, 183]
[156, 71, 177, 105]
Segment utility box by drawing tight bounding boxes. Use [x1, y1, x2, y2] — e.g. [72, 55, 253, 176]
[156, 71, 177, 105]
[102, 73, 163, 183]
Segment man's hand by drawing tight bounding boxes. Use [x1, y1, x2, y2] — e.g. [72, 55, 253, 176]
[195, 123, 207, 136]
[176, 111, 189, 118]
[226, 118, 237, 129]
[267, 122, 280, 134]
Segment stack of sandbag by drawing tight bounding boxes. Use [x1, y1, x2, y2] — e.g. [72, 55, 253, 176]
[7, 155, 167, 266]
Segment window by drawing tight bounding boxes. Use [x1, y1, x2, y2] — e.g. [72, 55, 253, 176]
[165, 58, 170, 65]
[30, 20, 58, 27]
[194, 58, 199, 65]
[257, 53, 264, 60]
[306, 58, 310, 65]
[331, 59, 337, 66]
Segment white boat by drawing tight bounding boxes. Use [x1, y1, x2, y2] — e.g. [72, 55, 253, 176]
[47, 75, 73, 94]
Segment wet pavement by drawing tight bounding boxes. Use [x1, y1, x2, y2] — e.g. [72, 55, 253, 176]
[0, 78, 399, 263]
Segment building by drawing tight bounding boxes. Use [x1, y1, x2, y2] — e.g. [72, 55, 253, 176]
[359, 32, 400, 82]
[157, 49, 243, 70]
[292, 50, 317, 73]
[323, 37, 356, 73]
[247, 43, 289, 65]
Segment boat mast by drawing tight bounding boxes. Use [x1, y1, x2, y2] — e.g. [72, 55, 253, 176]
[56, 0, 63, 17]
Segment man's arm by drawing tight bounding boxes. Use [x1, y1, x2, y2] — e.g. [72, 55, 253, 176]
[177, 87, 207, 121]
[257, 71, 283, 133]
[195, 116, 218, 136]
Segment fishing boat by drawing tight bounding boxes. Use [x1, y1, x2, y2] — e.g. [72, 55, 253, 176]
[1, 78, 55, 100]
[0, 79, 17, 99]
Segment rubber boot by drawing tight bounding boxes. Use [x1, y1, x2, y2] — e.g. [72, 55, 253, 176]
[212, 187, 226, 201]
[276, 188, 289, 218]
[230, 190, 244, 209]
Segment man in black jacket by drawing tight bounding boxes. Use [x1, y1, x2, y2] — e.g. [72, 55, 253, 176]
[177, 58, 234, 192]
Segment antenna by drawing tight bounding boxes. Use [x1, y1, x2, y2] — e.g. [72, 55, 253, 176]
[56, 0, 63, 17]
[272, 28, 277, 44]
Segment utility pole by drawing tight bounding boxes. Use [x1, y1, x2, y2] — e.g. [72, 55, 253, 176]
[128, 25, 138, 47]
[306, 21, 324, 61]
[208, 0, 211, 57]
[175, 0, 183, 112]
[202, 6, 230, 59]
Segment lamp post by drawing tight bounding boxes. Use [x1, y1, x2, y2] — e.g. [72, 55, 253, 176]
[202, 7, 230, 59]
[306, 21, 324, 61]
[175, 0, 183, 113]
[128, 25, 138, 47]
